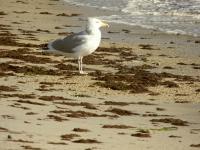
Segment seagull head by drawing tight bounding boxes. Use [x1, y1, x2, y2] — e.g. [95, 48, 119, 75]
[87, 18, 109, 29]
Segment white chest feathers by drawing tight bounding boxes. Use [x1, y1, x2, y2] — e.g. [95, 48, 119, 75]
[74, 29, 101, 57]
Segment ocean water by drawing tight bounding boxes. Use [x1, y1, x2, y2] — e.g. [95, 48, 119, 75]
[64, 0, 200, 37]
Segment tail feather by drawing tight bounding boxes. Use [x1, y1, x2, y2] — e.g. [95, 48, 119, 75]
[47, 41, 56, 51]
[44, 40, 67, 56]
[41, 41, 57, 52]
[39, 41, 55, 50]
[43, 39, 71, 57]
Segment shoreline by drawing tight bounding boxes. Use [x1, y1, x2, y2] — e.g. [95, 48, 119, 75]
[0, 0, 200, 150]
[61, 1, 200, 57]
[63, 0, 200, 38]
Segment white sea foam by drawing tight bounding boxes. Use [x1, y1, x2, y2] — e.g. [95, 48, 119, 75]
[64, 0, 200, 37]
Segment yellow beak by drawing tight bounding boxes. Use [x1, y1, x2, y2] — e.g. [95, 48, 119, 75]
[101, 21, 109, 28]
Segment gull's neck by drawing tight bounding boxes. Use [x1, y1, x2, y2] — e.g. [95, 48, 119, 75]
[86, 25, 101, 36]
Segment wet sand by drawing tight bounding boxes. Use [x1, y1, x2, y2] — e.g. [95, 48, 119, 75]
[0, 0, 200, 150]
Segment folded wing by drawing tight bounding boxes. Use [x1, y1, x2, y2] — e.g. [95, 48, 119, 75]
[49, 31, 87, 53]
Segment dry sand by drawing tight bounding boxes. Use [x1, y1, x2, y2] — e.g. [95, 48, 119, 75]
[0, 0, 200, 150]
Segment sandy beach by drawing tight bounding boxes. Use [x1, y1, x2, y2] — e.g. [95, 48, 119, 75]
[0, 0, 200, 150]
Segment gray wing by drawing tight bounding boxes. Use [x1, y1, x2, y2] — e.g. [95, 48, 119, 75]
[50, 31, 88, 53]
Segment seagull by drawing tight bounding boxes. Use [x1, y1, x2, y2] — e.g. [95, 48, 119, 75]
[47, 17, 109, 74]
